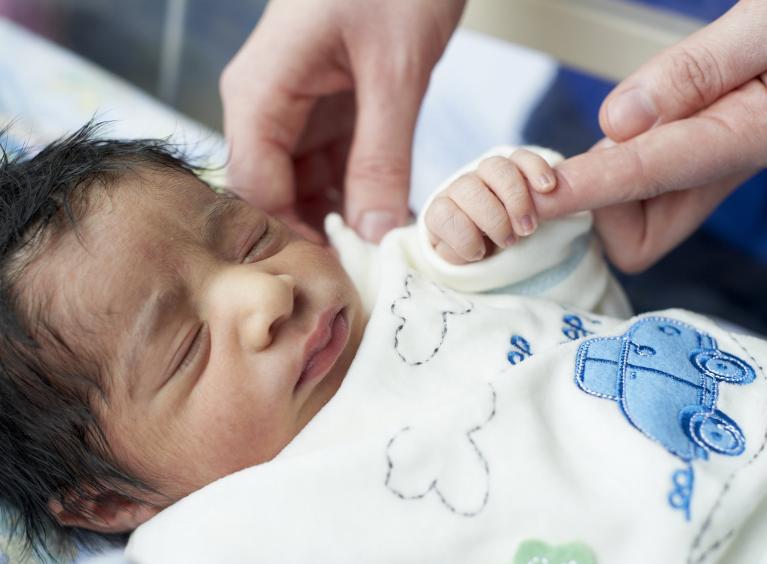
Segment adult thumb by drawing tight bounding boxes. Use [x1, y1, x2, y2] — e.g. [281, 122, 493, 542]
[344, 72, 425, 242]
[600, 0, 767, 141]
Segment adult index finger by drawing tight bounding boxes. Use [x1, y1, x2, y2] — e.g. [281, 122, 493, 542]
[535, 75, 767, 221]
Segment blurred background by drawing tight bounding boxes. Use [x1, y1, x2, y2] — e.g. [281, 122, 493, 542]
[0, 0, 267, 130]
[1, 0, 766, 338]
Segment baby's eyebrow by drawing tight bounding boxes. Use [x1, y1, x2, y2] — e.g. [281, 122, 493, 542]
[200, 196, 241, 245]
[124, 283, 187, 398]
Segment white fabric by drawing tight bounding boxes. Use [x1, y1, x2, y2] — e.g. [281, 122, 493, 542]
[126, 149, 767, 564]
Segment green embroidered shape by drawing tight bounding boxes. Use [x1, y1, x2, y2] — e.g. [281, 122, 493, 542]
[512, 539, 597, 564]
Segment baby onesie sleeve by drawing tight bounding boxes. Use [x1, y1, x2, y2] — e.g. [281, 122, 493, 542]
[407, 146, 631, 316]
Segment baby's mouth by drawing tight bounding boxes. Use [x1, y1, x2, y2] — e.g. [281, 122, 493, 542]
[295, 306, 349, 391]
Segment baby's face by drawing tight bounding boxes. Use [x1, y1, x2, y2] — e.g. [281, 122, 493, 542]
[27, 170, 364, 504]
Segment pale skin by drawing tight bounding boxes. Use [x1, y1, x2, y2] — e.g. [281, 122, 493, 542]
[33, 155, 542, 535]
[425, 149, 556, 265]
[22, 171, 365, 534]
[222, 0, 767, 269]
[220, 0, 466, 240]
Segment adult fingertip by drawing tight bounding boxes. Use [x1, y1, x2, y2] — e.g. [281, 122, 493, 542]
[356, 209, 404, 243]
[602, 88, 659, 140]
[227, 145, 296, 210]
[529, 165, 579, 221]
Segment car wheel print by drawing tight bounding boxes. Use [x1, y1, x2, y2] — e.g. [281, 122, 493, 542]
[683, 407, 746, 456]
[576, 316, 759, 520]
[692, 350, 755, 384]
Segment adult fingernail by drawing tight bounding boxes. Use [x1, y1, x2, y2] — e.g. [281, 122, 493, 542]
[518, 215, 537, 236]
[605, 88, 658, 138]
[357, 210, 399, 242]
[505, 233, 517, 247]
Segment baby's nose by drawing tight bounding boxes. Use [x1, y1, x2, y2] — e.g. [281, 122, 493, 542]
[276, 274, 296, 293]
[240, 273, 296, 352]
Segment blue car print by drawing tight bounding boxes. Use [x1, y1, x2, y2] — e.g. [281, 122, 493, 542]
[575, 317, 755, 462]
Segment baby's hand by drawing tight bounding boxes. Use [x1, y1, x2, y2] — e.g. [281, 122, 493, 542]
[425, 149, 557, 264]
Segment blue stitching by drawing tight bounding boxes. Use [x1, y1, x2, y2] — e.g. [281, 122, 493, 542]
[507, 335, 532, 365]
[574, 337, 621, 400]
[575, 316, 757, 521]
[686, 331, 767, 563]
[669, 464, 695, 521]
[562, 314, 593, 341]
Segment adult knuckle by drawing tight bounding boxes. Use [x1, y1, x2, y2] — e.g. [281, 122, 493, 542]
[371, 45, 433, 92]
[348, 154, 409, 185]
[605, 232, 657, 275]
[734, 78, 767, 145]
[600, 233, 651, 274]
[667, 45, 724, 109]
[614, 144, 667, 201]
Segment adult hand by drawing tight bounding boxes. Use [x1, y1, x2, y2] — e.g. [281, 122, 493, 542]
[533, 0, 767, 272]
[220, 0, 466, 242]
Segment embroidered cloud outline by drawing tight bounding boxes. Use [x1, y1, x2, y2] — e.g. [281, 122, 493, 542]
[390, 274, 473, 366]
[384, 384, 497, 517]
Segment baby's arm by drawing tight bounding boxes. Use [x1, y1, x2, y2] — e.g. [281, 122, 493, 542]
[424, 149, 556, 265]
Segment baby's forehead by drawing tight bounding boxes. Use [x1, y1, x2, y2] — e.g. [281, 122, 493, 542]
[22, 169, 215, 321]
[128, 167, 219, 215]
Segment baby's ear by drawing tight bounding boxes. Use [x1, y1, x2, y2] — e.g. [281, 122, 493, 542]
[48, 490, 161, 533]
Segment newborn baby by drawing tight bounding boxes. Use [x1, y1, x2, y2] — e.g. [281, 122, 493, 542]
[1, 125, 765, 564]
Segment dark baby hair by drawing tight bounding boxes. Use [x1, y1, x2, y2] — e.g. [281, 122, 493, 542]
[0, 122, 201, 557]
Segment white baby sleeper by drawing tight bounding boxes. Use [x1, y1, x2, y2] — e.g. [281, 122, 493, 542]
[126, 149, 767, 564]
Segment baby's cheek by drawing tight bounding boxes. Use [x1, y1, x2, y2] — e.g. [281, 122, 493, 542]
[193, 388, 292, 468]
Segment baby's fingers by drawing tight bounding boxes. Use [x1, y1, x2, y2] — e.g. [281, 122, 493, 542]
[509, 149, 557, 193]
[425, 193, 488, 264]
[476, 156, 537, 238]
[444, 173, 515, 249]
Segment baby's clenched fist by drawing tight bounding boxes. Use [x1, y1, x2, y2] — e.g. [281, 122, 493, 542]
[425, 149, 557, 264]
